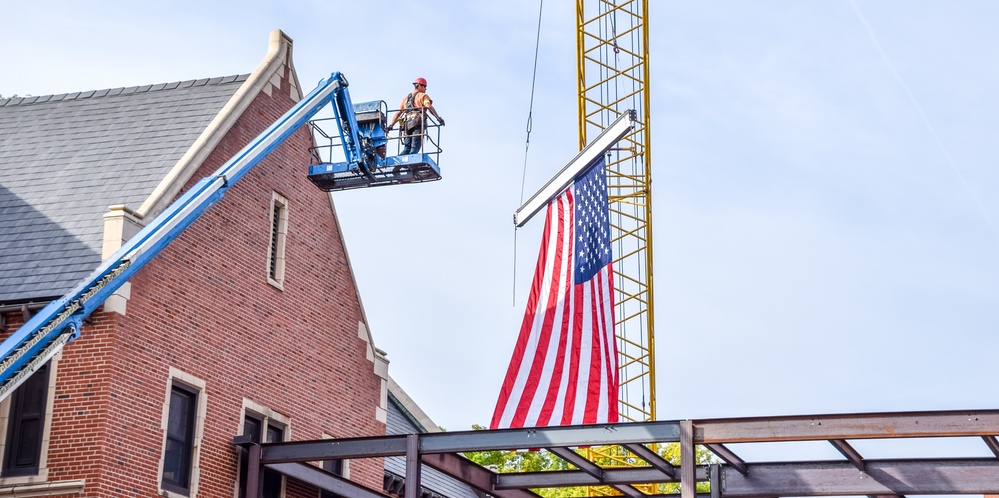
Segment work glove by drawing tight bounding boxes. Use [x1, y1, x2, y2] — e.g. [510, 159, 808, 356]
[438, 117, 445, 126]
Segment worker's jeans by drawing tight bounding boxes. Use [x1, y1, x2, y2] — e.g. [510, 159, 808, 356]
[401, 131, 422, 155]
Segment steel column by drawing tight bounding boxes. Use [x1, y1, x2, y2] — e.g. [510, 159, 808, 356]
[405, 434, 420, 498]
[681, 420, 695, 498]
[247, 443, 262, 498]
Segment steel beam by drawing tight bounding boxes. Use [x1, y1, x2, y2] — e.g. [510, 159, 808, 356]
[549, 447, 603, 478]
[267, 462, 391, 498]
[697, 410, 999, 443]
[262, 422, 682, 463]
[253, 411, 999, 498]
[721, 459, 999, 496]
[640, 495, 712, 498]
[703, 444, 747, 475]
[623, 443, 675, 477]
[420, 452, 540, 498]
[493, 466, 709, 489]
[613, 484, 647, 498]
[419, 421, 681, 452]
[830, 439, 865, 470]
[262, 436, 407, 462]
[547, 447, 644, 498]
[983, 435, 999, 458]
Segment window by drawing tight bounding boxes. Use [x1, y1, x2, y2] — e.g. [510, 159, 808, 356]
[158, 369, 206, 498]
[263, 424, 284, 498]
[320, 457, 347, 498]
[161, 383, 197, 494]
[237, 403, 289, 498]
[268, 192, 289, 289]
[2, 362, 50, 478]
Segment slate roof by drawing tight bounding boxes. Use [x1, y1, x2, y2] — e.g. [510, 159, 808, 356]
[0, 75, 248, 305]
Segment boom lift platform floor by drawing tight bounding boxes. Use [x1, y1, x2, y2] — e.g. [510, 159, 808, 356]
[308, 152, 440, 191]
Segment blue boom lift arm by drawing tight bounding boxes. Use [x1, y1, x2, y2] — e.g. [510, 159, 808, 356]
[0, 72, 425, 401]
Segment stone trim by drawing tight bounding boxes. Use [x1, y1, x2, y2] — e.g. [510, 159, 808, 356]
[267, 192, 289, 290]
[137, 29, 299, 220]
[157, 368, 208, 498]
[0, 479, 85, 497]
[101, 205, 144, 315]
[358, 322, 389, 424]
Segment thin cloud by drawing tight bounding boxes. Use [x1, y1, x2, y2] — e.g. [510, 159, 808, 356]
[849, 0, 997, 238]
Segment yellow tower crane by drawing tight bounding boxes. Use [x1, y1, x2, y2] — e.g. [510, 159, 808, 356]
[577, 1, 658, 493]
[577, 0, 656, 425]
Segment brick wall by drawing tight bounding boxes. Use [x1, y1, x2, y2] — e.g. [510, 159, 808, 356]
[12, 65, 385, 496]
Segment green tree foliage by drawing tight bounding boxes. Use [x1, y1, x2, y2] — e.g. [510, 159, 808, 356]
[463, 426, 573, 472]
[462, 425, 715, 498]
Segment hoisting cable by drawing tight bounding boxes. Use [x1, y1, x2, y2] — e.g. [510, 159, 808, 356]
[514, 0, 545, 306]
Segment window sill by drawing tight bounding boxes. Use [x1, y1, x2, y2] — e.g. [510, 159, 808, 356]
[160, 488, 192, 498]
[0, 479, 85, 496]
[267, 277, 284, 291]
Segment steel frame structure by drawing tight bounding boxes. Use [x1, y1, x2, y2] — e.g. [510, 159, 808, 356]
[236, 409, 999, 498]
[576, 0, 656, 424]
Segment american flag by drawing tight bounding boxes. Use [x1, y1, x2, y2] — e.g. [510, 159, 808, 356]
[491, 157, 618, 429]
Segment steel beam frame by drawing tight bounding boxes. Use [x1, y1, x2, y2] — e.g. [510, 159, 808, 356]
[240, 409, 999, 498]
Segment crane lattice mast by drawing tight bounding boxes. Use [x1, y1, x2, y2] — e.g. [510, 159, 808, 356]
[577, 0, 656, 425]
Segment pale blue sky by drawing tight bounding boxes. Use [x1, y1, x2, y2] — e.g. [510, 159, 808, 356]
[4, 0, 997, 452]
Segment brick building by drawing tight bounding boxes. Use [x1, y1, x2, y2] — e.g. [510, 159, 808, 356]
[0, 30, 391, 497]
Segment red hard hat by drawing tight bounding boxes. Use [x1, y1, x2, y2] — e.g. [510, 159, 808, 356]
[413, 77, 428, 86]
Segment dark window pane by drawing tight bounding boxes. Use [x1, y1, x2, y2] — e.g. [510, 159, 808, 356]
[3, 362, 50, 477]
[321, 459, 345, 498]
[162, 385, 197, 495]
[238, 415, 264, 498]
[244, 416, 262, 442]
[263, 423, 284, 498]
[238, 416, 285, 498]
[266, 424, 283, 444]
[270, 204, 281, 279]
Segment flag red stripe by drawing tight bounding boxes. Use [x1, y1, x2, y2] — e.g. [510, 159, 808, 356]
[598, 265, 618, 422]
[583, 279, 602, 424]
[490, 199, 557, 429]
[510, 194, 570, 428]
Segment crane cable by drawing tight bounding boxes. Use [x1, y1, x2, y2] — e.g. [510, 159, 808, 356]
[513, 0, 545, 306]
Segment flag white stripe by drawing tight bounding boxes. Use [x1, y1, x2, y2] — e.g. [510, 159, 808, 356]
[528, 194, 572, 426]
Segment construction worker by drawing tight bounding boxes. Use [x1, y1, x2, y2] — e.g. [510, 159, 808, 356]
[387, 77, 444, 155]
